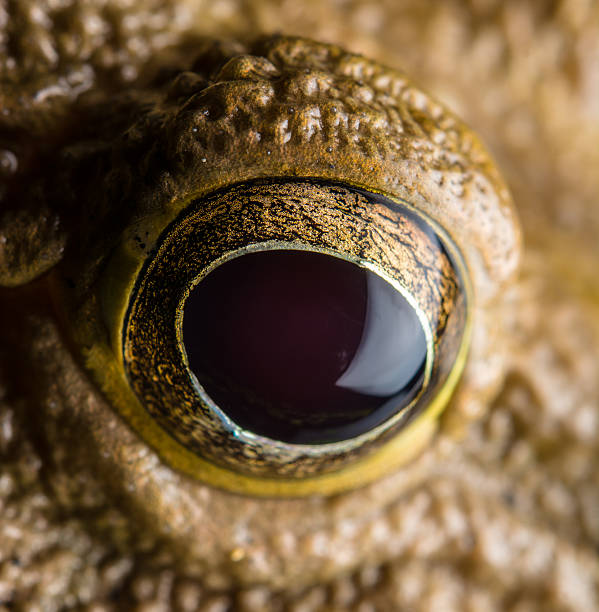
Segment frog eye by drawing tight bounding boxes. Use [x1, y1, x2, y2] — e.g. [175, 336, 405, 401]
[54, 37, 520, 496]
[120, 179, 470, 487]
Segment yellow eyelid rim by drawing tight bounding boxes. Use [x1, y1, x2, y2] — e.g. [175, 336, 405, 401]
[91, 180, 473, 497]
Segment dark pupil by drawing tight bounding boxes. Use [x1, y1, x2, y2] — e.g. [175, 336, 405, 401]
[182, 250, 427, 444]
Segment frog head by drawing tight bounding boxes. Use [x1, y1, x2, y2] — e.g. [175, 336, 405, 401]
[11, 36, 599, 609]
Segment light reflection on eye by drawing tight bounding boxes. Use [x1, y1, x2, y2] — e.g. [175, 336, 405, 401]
[335, 270, 428, 397]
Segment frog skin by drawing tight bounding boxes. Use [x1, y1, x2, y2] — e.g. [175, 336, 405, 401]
[0, 1, 598, 610]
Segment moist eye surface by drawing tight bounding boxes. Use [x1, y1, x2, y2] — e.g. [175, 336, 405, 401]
[182, 249, 427, 444]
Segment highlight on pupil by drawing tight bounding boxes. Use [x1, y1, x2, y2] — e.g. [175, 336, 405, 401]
[182, 249, 428, 445]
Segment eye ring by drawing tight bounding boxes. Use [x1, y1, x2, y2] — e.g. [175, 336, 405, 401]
[121, 178, 471, 484]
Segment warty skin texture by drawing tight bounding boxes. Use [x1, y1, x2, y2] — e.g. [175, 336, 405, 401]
[0, 1, 598, 610]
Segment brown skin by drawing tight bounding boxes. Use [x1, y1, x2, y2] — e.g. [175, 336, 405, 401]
[1, 1, 598, 610]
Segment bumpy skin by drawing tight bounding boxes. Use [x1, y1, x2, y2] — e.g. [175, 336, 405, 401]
[0, 1, 598, 610]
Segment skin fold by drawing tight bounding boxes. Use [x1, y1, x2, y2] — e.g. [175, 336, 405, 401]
[0, 1, 598, 610]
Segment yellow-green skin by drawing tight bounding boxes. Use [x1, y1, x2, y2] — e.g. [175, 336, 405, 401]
[0, 1, 598, 610]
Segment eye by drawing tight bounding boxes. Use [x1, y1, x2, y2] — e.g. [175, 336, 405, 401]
[52, 37, 520, 497]
[182, 247, 428, 446]
[120, 179, 469, 488]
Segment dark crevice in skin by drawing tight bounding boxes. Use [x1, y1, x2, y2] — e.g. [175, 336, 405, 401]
[0, 282, 63, 492]
[0, 292, 71, 522]
[0, 117, 81, 214]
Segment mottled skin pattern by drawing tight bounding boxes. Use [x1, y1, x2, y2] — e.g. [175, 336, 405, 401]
[0, 1, 598, 610]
